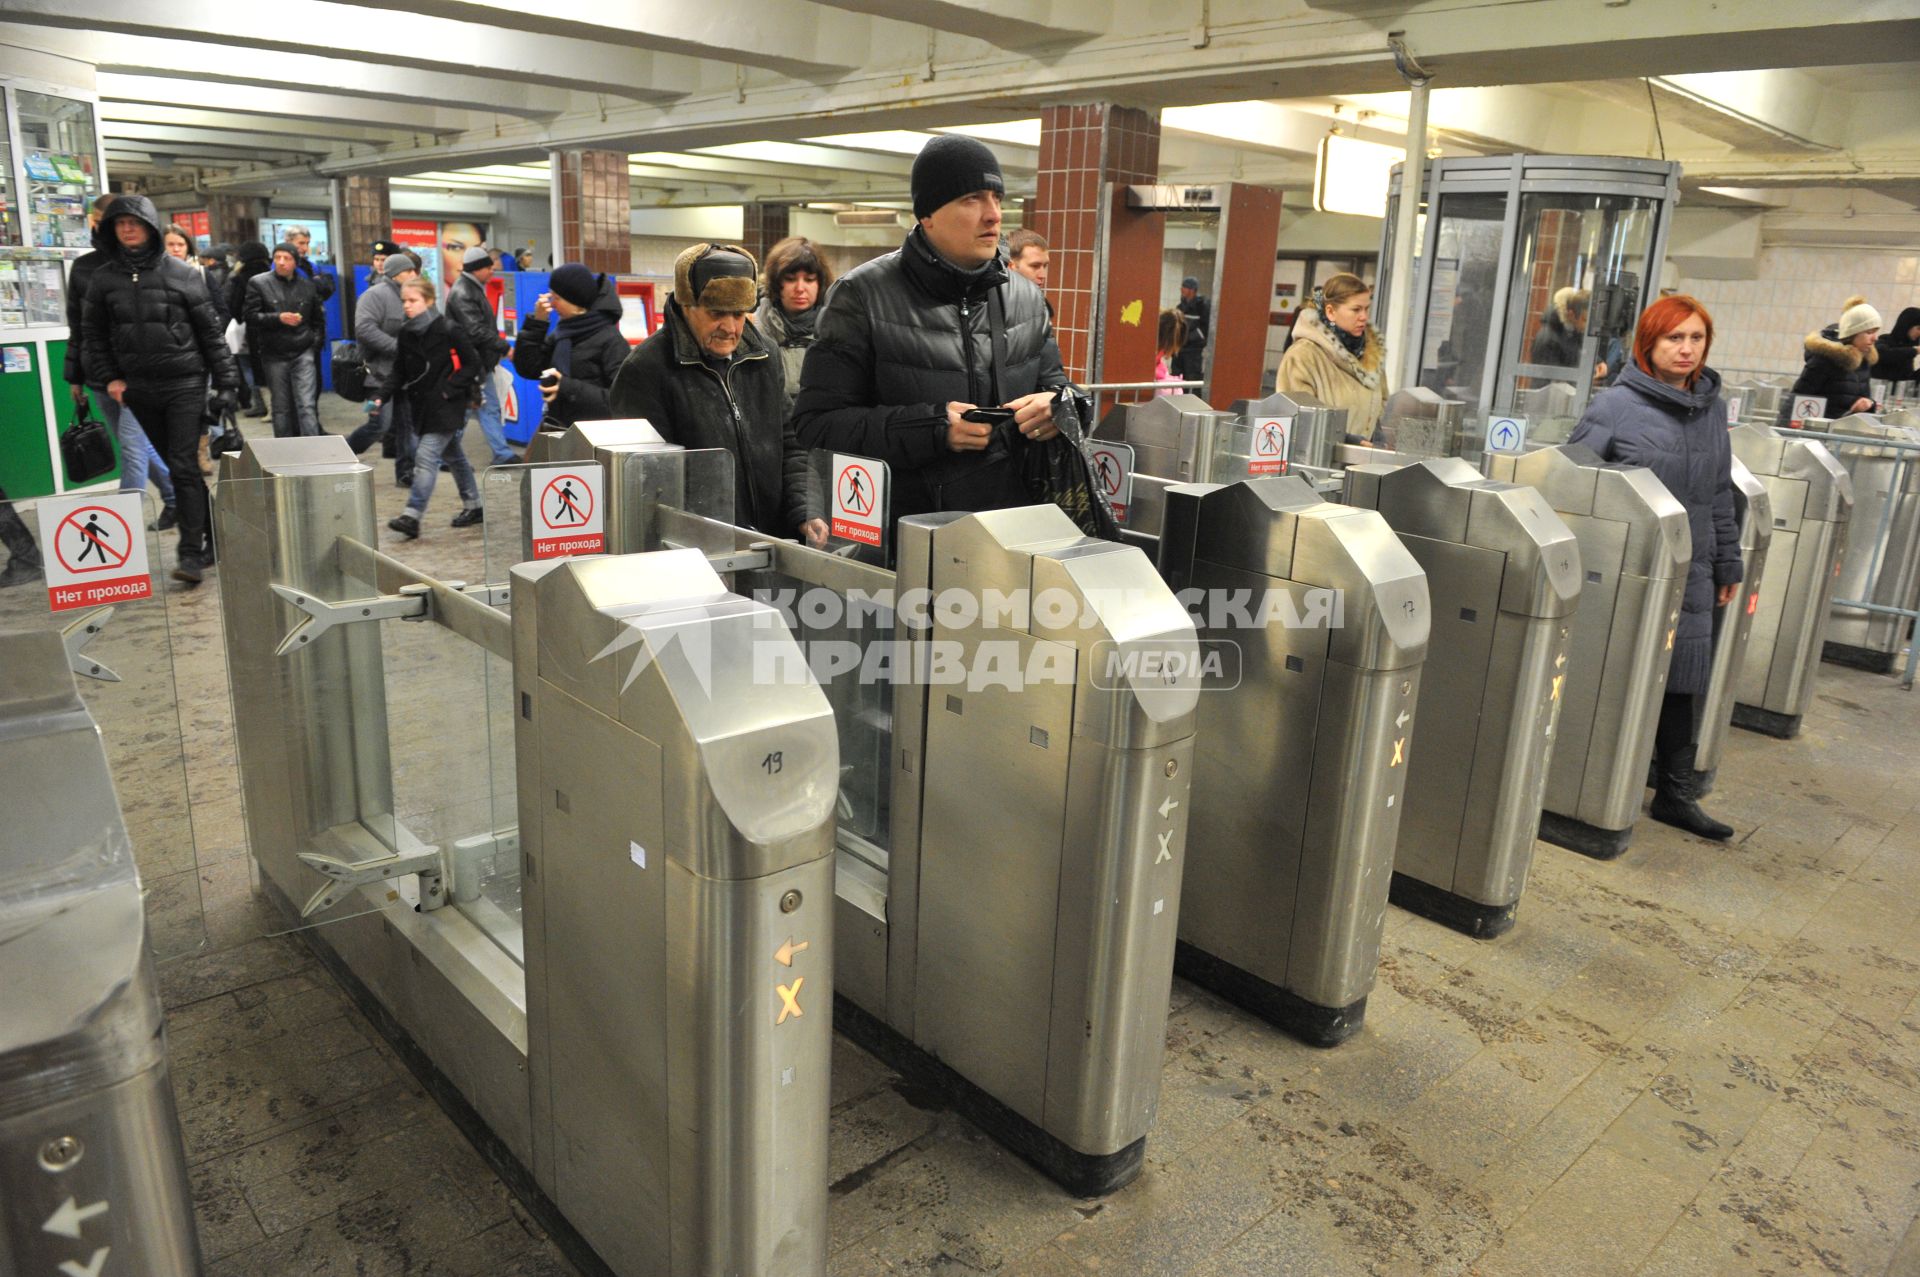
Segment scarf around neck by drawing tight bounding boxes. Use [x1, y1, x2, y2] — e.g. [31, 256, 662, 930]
[552, 307, 617, 375]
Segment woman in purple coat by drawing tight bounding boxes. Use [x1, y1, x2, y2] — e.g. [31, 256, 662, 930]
[1569, 295, 1743, 841]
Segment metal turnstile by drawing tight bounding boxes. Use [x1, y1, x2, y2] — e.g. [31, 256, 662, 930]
[1730, 424, 1854, 738]
[1103, 392, 1229, 483]
[1379, 388, 1468, 458]
[1484, 445, 1689, 859]
[1158, 478, 1428, 1044]
[1805, 414, 1920, 673]
[215, 436, 833, 1275]
[832, 505, 1200, 1195]
[511, 551, 836, 1276]
[0, 631, 200, 1277]
[1344, 459, 1582, 936]
[1225, 391, 1348, 473]
[1694, 458, 1772, 792]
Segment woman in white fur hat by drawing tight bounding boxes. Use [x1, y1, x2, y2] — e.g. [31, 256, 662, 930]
[1784, 295, 1882, 423]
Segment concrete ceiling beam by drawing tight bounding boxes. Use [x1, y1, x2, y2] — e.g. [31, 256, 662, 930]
[100, 103, 419, 146]
[810, 0, 1108, 50]
[94, 74, 474, 134]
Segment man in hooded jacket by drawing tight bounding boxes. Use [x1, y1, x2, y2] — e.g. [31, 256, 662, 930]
[509, 263, 629, 431]
[80, 194, 241, 583]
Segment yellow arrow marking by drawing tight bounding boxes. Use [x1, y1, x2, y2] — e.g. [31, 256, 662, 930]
[775, 938, 809, 967]
[777, 977, 804, 1024]
[1390, 737, 1405, 767]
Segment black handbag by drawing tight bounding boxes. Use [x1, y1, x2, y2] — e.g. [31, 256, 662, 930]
[331, 339, 368, 401]
[61, 396, 118, 484]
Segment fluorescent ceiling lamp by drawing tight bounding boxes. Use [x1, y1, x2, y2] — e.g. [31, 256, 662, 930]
[935, 120, 1042, 147]
[803, 130, 939, 156]
[1313, 133, 1401, 217]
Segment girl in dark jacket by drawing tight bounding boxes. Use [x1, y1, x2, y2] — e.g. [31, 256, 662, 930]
[508, 263, 628, 431]
[1784, 296, 1881, 422]
[376, 279, 484, 539]
[1569, 295, 1743, 841]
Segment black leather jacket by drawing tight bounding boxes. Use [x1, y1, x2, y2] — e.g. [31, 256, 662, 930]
[790, 227, 1065, 522]
[446, 272, 509, 369]
[242, 268, 324, 360]
[80, 194, 240, 393]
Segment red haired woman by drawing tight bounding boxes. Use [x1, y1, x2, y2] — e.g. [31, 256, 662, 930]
[1568, 295, 1743, 841]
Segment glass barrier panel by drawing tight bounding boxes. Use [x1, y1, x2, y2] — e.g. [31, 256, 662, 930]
[0, 488, 206, 958]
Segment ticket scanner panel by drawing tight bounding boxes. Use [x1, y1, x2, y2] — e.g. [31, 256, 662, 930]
[1695, 459, 1771, 790]
[1484, 445, 1689, 858]
[1730, 424, 1853, 738]
[1344, 459, 1581, 936]
[1158, 478, 1428, 1043]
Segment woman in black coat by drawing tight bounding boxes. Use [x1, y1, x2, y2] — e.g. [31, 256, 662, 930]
[1784, 296, 1881, 422]
[375, 279, 484, 539]
[1876, 306, 1920, 388]
[1569, 295, 1743, 841]
[508, 264, 629, 431]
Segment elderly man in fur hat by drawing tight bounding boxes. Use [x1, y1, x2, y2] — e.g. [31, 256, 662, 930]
[609, 242, 824, 543]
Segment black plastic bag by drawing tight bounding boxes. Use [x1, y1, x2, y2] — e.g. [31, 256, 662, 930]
[1016, 383, 1121, 541]
[60, 395, 118, 484]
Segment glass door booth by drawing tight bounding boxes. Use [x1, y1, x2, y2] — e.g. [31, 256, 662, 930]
[0, 78, 114, 500]
[1378, 156, 1679, 444]
[497, 272, 657, 444]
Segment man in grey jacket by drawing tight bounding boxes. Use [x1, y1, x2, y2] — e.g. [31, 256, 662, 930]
[446, 245, 515, 464]
[347, 254, 419, 482]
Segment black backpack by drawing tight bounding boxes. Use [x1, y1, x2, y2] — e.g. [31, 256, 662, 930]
[331, 340, 368, 401]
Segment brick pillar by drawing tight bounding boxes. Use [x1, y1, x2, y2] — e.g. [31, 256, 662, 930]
[1206, 183, 1284, 405]
[340, 175, 390, 269]
[742, 202, 791, 266]
[206, 195, 264, 248]
[1032, 104, 1161, 385]
[555, 149, 631, 274]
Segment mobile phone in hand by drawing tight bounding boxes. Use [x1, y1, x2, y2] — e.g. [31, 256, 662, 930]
[961, 407, 1016, 425]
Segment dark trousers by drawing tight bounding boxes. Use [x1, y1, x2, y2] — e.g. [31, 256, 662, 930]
[0, 481, 39, 565]
[345, 397, 415, 477]
[1653, 691, 1700, 773]
[124, 384, 210, 557]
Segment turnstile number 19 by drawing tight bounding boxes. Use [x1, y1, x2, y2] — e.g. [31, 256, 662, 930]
[763, 751, 784, 775]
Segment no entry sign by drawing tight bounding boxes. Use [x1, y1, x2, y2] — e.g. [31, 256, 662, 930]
[1249, 416, 1291, 476]
[529, 463, 605, 559]
[35, 492, 153, 612]
[1087, 441, 1135, 523]
[830, 454, 884, 547]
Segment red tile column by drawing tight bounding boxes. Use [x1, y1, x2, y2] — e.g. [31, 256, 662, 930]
[341, 176, 391, 270]
[742, 203, 792, 266]
[1031, 104, 1162, 387]
[555, 149, 631, 275]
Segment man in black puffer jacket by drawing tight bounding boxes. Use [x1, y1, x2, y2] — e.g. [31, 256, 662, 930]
[608, 245, 823, 541]
[81, 194, 241, 584]
[510, 263, 629, 431]
[791, 134, 1065, 526]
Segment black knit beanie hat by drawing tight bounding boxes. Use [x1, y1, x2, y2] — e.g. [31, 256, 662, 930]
[549, 263, 603, 309]
[911, 135, 1004, 220]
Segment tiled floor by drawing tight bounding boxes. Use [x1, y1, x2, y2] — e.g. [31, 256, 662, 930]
[18, 398, 1920, 1275]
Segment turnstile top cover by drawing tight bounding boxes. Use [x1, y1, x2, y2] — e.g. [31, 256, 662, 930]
[1382, 386, 1464, 426]
[913, 505, 1200, 745]
[1730, 457, 1773, 552]
[513, 549, 839, 871]
[548, 419, 672, 457]
[1484, 444, 1690, 582]
[1729, 424, 1854, 525]
[225, 431, 361, 479]
[1346, 457, 1582, 618]
[1159, 477, 1427, 671]
[1106, 393, 1229, 444]
[0, 631, 162, 1100]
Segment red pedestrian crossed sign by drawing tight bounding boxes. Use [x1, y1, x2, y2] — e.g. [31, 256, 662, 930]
[56, 506, 134, 574]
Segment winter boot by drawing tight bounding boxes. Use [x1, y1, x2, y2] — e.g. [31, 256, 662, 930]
[152, 503, 178, 531]
[198, 434, 214, 475]
[388, 513, 421, 540]
[1649, 745, 1733, 841]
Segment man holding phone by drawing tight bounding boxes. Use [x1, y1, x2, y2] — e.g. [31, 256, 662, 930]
[791, 134, 1065, 525]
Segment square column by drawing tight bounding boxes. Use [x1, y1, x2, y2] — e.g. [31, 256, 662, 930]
[341, 175, 390, 268]
[743, 203, 792, 266]
[554, 149, 631, 274]
[1032, 104, 1162, 386]
[206, 195, 264, 249]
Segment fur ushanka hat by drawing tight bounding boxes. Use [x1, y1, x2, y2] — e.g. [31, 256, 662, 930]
[673, 243, 759, 312]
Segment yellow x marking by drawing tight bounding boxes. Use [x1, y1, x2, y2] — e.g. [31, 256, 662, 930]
[1390, 737, 1405, 767]
[1665, 629, 1675, 651]
[1551, 673, 1564, 702]
[777, 977, 804, 1024]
